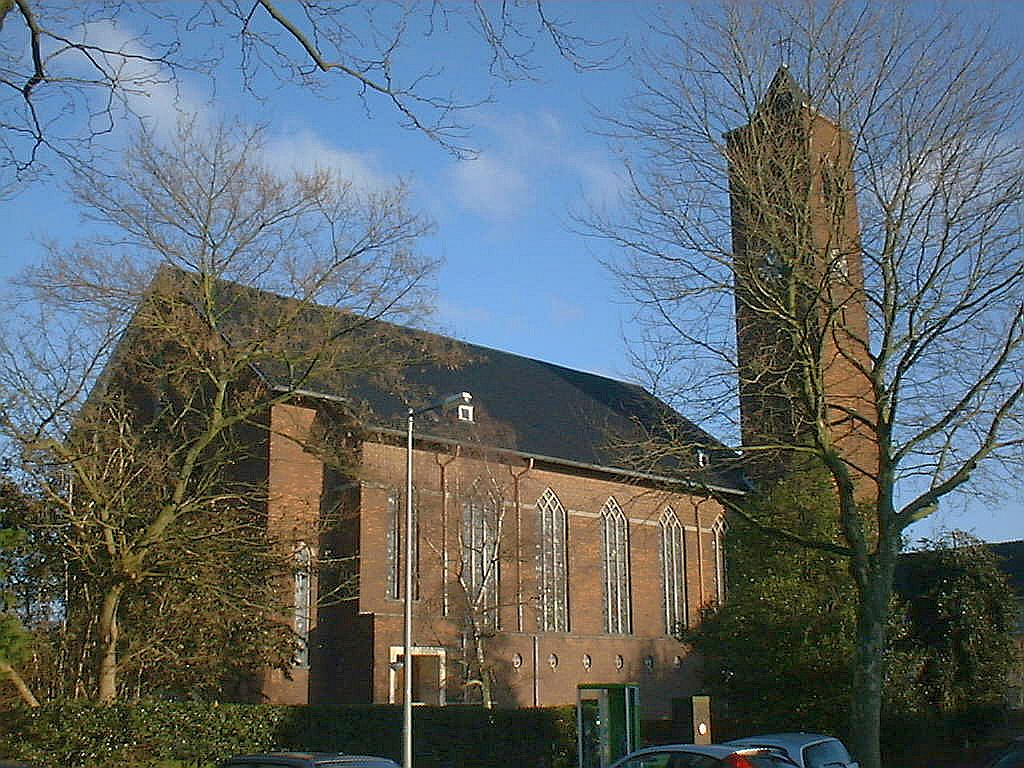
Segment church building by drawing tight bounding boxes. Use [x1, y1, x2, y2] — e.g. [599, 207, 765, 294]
[254, 326, 743, 722]
[249, 66, 877, 723]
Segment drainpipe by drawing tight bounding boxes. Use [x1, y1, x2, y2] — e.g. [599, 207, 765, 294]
[532, 634, 540, 707]
[436, 447, 460, 616]
[694, 500, 706, 609]
[508, 458, 534, 632]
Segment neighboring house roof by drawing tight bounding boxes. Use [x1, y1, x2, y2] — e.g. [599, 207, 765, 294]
[895, 539, 1024, 598]
[191, 274, 748, 493]
[989, 540, 1024, 595]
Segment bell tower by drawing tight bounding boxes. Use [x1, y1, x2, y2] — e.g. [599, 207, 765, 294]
[728, 67, 876, 488]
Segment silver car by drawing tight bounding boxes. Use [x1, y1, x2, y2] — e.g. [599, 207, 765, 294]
[219, 753, 400, 768]
[985, 736, 1024, 768]
[611, 743, 797, 768]
[725, 733, 858, 768]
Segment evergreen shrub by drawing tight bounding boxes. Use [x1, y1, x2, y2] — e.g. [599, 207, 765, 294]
[0, 701, 577, 768]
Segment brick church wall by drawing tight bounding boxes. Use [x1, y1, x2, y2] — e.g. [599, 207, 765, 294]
[256, 402, 729, 721]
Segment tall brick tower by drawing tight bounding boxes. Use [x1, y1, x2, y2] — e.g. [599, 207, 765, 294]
[728, 67, 876, 487]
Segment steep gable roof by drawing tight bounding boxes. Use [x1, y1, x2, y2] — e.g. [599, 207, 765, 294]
[196, 275, 746, 492]
[759, 66, 809, 114]
[351, 335, 743, 488]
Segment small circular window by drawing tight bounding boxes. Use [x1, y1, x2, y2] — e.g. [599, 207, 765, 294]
[512, 652, 523, 669]
[643, 655, 655, 671]
[548, 653, 559, 669]
[582, 654, 592, 670]
[614, 654, 624, 670]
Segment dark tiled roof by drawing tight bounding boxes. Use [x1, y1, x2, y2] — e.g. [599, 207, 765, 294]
[200, 275, 746, 491]
[351, 336, 743, 488]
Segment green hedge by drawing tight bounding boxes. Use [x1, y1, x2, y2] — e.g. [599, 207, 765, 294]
[0, 701, 578, 768]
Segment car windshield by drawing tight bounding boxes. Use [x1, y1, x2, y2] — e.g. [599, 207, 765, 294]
[743, 754, 799, 768]
[987, 745, 1024, 768]
[803, 740, 853, 768]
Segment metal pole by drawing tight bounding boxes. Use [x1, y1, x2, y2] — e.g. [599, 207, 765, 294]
[404, 408, 414, 768]
[401, 392, 470, 768]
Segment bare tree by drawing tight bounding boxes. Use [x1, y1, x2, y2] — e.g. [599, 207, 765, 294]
[588, 2, 1023, 766]
[0, 118, 437, 701]
[450, 469, 508, 708]
[0, 0, 616, 189]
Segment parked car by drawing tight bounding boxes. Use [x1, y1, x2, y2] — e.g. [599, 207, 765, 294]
[985, 736, 1024, 768]
[610, 743, 797, 768]
[724, 733, 858, 768]
[219, 753, 400, 768]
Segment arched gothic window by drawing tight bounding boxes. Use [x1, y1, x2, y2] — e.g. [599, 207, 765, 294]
[537, 488, 569, 632]
[711, 518, 728, 605]
[462, 485, 500, 629]
[660, 507, 687, 635]
[293, 542, 313, 667]
[386, 489, 419, 601]
[601, 497, 631, 634]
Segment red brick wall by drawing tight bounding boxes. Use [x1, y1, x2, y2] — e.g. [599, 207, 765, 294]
[261, 403, 323, 704]
[259, 404, 730, 719]
[731, 105, 879, 496]
[357, 440, 726, 720]
[807, 112, 879, 497]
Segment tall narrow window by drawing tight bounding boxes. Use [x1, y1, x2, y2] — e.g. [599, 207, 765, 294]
[660, 507, 687, 635]
[462, 491, 500, 630]
[386, 489, 419, 600]
[386, 491, 401, 599]
[537, 488, 569, 632]
[601, 497, 631, 634]
[711, 519, 727, 605]
[293, 542, 312, 667]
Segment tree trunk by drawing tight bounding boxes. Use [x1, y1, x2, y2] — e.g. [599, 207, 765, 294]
[0, 659, 40, 707]
[475, 634, 493, 709]
[849, 551, 896, 768]
[96, 582, 125, 702]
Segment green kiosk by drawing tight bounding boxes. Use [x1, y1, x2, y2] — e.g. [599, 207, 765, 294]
[577, 683, 640, 768]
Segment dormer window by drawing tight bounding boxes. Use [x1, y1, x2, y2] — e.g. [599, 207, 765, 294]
[457, 403, 474, 423]
[829, 248, 849, 281]
[757, 249, 786, 280]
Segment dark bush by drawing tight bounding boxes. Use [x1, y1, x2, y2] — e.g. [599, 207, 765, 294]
[0, 701, 578, 768]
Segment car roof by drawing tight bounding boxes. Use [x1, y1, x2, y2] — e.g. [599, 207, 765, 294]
[221, 754, 400, 767]
[613, 744, 783, 763]
[726, 734, 838, 751]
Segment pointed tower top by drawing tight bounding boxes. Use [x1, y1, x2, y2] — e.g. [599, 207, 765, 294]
[759, 66, 808, 114]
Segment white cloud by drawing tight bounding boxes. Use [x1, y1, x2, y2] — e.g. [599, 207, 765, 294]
[448, 110, 626, 222]
[451, 153, 531, 220]
[58, 21, 393, 196]
[567, 150, 628, 211]
[263, 130, 392, 193]
[75, 20, 204, 139]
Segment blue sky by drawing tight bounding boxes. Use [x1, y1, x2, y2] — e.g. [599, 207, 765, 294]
[2, 1, 1020, 544]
